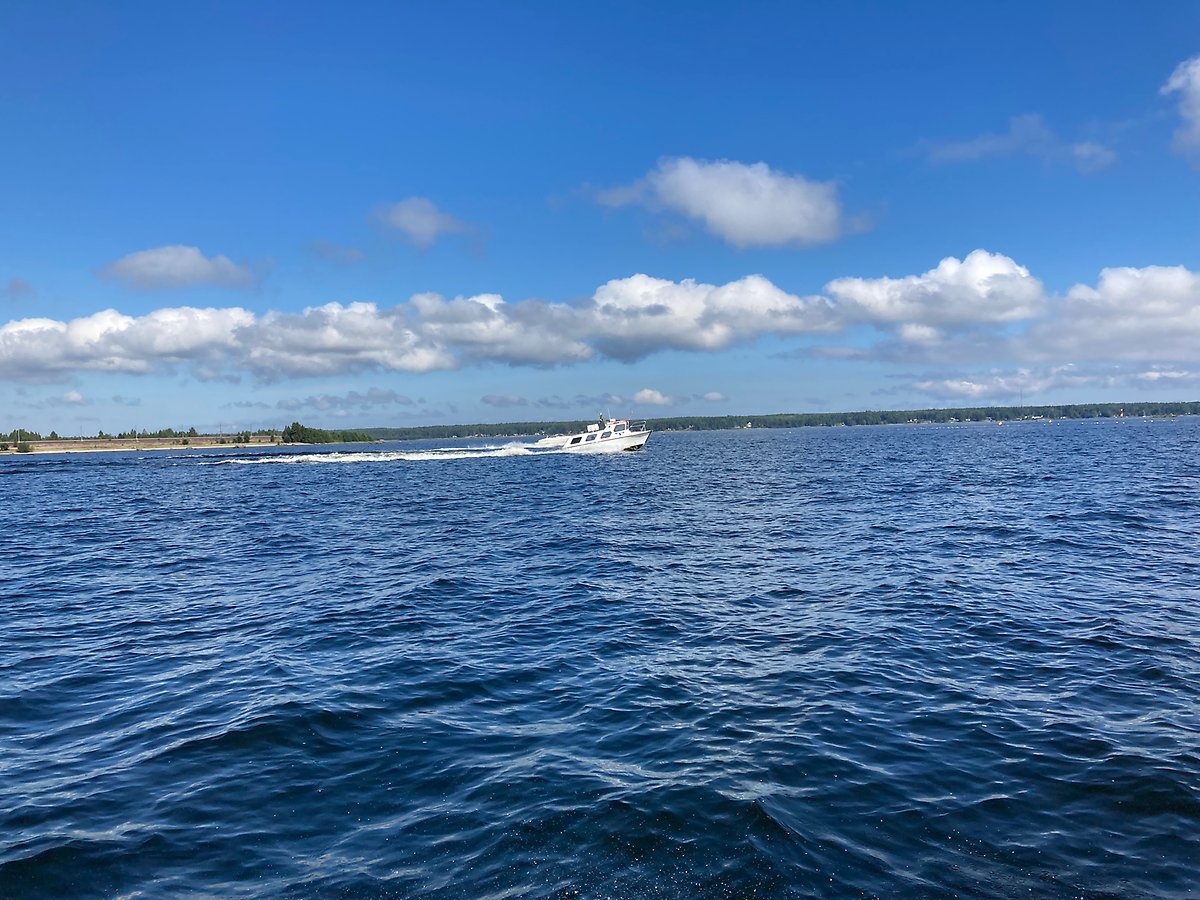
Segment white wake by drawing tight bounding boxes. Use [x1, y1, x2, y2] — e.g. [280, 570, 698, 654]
[221, 442, 543, 465]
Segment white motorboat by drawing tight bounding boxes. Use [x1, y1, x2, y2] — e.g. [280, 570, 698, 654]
[533, 416, 651, 453]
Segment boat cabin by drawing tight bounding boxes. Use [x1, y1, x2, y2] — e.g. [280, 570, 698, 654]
[566, 418, 638, 447]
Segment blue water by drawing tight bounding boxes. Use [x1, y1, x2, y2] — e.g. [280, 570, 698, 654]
[2, 419, 1198, 898]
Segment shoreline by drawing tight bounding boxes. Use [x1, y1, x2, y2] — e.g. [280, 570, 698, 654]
[1, 439, 299, 456]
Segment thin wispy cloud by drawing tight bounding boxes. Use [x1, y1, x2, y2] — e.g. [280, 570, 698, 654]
[1162, 54, 1200, 165]
[276, 387, 413, 413]
[926, 114, 1116, 173]
[907, 363, 1200, 403]
[597, 157, 846, 248]
[481, 394, 530, 408]
[100, 245, 257, 290]
[375, 197, 469, 249]
[4, 278, 33, 301]
[308, 240, 366, 265]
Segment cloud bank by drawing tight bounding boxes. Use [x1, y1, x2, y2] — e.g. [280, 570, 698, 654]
[598, 157, 845, 248]
[4, 251, 1199, 386]
[908, 363, 1200, 403]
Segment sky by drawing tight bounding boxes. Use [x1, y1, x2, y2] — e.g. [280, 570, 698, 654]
[2, 1, 1200, 434]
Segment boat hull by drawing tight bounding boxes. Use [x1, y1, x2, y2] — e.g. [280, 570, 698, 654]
[560, 430, 651, 453]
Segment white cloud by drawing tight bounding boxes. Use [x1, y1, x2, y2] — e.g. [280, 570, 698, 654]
[927, 114, 1115, 173]
[587, 272, 836, 359]
[246, 302, 453, 379]
[633, 388, 673, 405]
[598, 157, 844, 248]
[407, 292, 592, 366]
[1023, 264, 1200, 362]
[827, 250, 1044, 343]
[375, 198, 468, 248]
[911, 365, 1091, 401]
[910, 363, 1200, 402]
[1134, 368, 1196, 383]
[702, 391, 726, 402]
[0, 306, 254, 379]
[100, 245, 256, 290]
[1162, 55, 1200, 164]
[61, 390, 86, 405]
[7, 252, 1199, 385]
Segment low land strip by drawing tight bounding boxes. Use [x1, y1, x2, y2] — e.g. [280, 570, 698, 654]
[4, 401, 1196, 454]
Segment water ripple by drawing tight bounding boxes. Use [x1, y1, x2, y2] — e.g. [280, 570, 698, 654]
[2, 421, 1198, 897]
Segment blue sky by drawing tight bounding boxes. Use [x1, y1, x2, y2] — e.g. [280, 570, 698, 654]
[3, 1, 1200, 433]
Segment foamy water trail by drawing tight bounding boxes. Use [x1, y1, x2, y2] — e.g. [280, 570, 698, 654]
[222, 442, 541, 464]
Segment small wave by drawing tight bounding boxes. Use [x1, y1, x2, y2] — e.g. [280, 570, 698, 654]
[220, 442, 541, 465]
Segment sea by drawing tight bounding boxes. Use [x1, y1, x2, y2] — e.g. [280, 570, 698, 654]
[2, 418, 1198, 898]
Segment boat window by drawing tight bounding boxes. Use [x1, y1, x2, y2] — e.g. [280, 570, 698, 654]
[585, 434, 596, 442]
[601, 431, 611, 438]
[614, 424, 626, 432]
[569, 436, 582, 445]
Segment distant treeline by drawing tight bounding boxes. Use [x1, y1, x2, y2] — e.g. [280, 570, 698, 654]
[361, 401, 1200, 441]
[6, 402, 1196, 449]
[280, 422, 374, 444]
[2, 423, 368, 445]
[2, 426, 264, 442]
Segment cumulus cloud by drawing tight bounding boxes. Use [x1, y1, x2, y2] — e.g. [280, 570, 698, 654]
[828, 250, 1044, 346]
[701, 391, 726, 402]
[7, 252, 1200, 385]
[1162, 55, 1200, 164]
[246, 302, 454, 379]
[375, 198, 468, 248]
[0, 306, 254, 380]
[588, 273, 837, 359]
[1023, 264, 1200, 362]
[633, 388, 673, 405]
[100, 245, 256, 290]
[927, 114, 1115, 173]
[598, 157, 844, 248]
[4, 273, 825, 381]
[407, 291, 592, 366]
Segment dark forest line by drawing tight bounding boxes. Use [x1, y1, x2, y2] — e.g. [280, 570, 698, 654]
[360, 401, 1200, 441]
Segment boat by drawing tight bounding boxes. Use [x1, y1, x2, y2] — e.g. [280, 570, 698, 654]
[533, 415, 651, 453]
